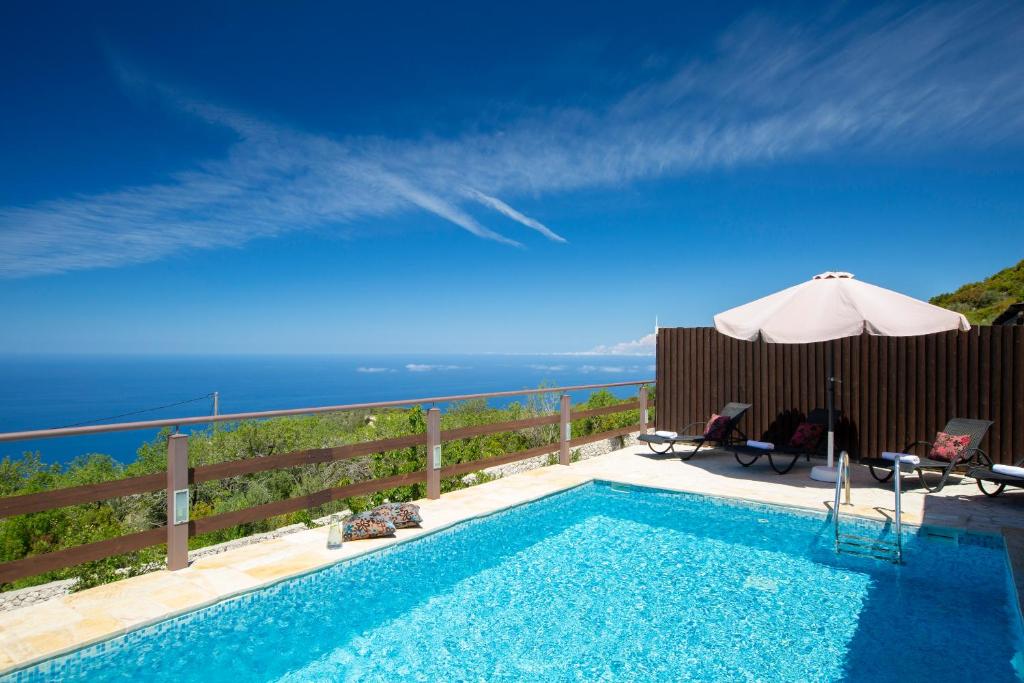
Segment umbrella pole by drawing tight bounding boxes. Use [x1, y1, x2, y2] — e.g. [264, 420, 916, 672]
[810, 343, 838, 483]
[826, 346, 834, 468]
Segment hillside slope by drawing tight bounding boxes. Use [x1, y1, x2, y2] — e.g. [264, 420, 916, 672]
[930, 258, 1024, 325]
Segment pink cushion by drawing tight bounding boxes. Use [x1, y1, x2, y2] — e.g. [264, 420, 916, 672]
[703, 413, 732, 441]
[929, 432, 971, 462]
[788, 422, 825, 450]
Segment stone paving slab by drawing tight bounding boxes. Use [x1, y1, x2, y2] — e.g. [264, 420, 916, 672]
[2, 444, 1023, 674]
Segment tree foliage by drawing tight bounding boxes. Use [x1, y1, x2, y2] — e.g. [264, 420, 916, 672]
[930, 258, 1024, 325]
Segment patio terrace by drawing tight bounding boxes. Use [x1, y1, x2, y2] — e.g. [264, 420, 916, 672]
[3, 441, 1024, 674]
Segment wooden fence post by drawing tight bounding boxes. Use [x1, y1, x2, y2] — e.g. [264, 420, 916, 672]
[427, 407, 441, 499]
[639, 385, 649, 434]
[559, 394, 571, 466]
[166, 432, 189, 571]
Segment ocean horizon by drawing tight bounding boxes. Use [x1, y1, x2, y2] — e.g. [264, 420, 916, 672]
[0, 354, 654, 466]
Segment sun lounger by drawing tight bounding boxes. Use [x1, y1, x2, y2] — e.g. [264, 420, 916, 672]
[860, 417, 993, 493]
[968, 458, 1024, 497]
[732, 408, 839, 474]
[638, 402, 751, 461]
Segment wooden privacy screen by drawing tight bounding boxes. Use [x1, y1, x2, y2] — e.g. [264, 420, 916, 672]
[655, 327, 1023, 464]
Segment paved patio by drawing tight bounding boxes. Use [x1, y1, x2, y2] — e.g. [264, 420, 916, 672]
[2, 442, 1023, 674]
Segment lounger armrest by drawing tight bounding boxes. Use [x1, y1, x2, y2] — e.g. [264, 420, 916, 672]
[959, 446, 988, 466]
[680, 421, 705, 433]
[901, 440, 933, 454]
[971, 448, 995, 468]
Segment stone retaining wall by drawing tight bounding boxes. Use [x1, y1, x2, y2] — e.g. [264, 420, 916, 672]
[0, 579, 76, 613]
[466, 430, 641, 482]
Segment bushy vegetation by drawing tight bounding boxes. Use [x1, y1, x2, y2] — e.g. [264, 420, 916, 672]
[0, 388, 649, 592]
[931, 258, 1024, 325]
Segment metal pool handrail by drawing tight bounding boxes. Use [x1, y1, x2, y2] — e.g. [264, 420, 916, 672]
[834, 450, 904, 564]
[832, 450, 851, 544]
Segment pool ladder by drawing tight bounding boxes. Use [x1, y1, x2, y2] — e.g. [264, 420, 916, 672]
[833, 451, 903, 564]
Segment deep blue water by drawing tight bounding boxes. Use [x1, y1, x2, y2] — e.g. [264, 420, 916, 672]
[5, 482, 1020, 682]
[0, 355, 653, 466]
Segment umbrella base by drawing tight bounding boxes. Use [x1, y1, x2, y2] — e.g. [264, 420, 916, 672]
[810, 465, 838, 483]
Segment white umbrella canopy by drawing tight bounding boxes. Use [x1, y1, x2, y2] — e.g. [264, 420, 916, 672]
[714, 272, 970, 343]
[714, 272, 970, 481]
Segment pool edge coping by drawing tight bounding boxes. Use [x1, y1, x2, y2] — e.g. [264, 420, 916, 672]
[1001, 528, 1024, 631]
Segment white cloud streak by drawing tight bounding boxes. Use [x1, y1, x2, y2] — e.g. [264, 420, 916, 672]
[2, 1, 1022, 277]
[405, 364, 467, 372]
[583, 333, 657, 356]
[464, 189, 566, 243]
[578, 363, 653, 373]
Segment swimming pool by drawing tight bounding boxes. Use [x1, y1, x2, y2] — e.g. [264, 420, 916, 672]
[5, 481, 1021, 682]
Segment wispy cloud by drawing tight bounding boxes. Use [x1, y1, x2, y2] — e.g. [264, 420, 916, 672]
[356, 366, 395, 373]
[581, 365, 626, 373]
[581, 332, 657, 356]
[579, 363, 654, 374]
[464, 189, 566, 243]
[405, 363, 467, 372]
[526, 363, 567, 371]
[2, 1, 1022, 277]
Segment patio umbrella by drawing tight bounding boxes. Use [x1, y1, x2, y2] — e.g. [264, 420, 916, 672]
[713, 272, 970, 482]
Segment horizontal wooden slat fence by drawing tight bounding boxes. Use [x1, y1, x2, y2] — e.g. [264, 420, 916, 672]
[0, 381, 653, 585]
[656, 327, 1022, 465]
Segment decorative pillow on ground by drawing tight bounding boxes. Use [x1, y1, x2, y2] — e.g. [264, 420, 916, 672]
[372, 502, 422, 529]
[788, 422, 825, 450]
[343, 512, 396, 541]
[703, 413, 732, 440]
[929, 432, 971, 462]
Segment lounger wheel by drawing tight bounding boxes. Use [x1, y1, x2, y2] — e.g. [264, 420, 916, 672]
[869, 465, 894, 483]
[734, 449, 759, 467]
[976, 478, 1006, 497]
[647, 441, 673, 455]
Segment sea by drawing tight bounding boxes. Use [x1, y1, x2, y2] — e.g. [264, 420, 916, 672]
[0, 355, 654, 466]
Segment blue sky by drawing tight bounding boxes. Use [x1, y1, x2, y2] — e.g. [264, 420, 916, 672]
[1, 0, 1022, 355]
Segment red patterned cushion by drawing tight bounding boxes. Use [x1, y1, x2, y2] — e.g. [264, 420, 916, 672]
[929, 432, 971, 462]
[703, 413, 732, 441]
[788, 422, 825, 450]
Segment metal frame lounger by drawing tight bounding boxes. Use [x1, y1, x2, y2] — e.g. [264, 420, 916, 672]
[638, 402, 751, 461]
[860, 417, 994, 493]
[967, 457, 1024, 497]
[732, 408, 840, 474]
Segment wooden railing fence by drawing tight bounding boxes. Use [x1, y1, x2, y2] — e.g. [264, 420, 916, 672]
[0, 381, 653, 584]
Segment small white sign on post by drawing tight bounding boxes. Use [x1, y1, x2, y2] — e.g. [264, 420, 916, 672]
[173, 489, 190, 525]
[432, 445, 442, 470]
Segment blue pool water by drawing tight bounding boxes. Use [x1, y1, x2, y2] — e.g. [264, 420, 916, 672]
[6, 482, 1021, 682]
